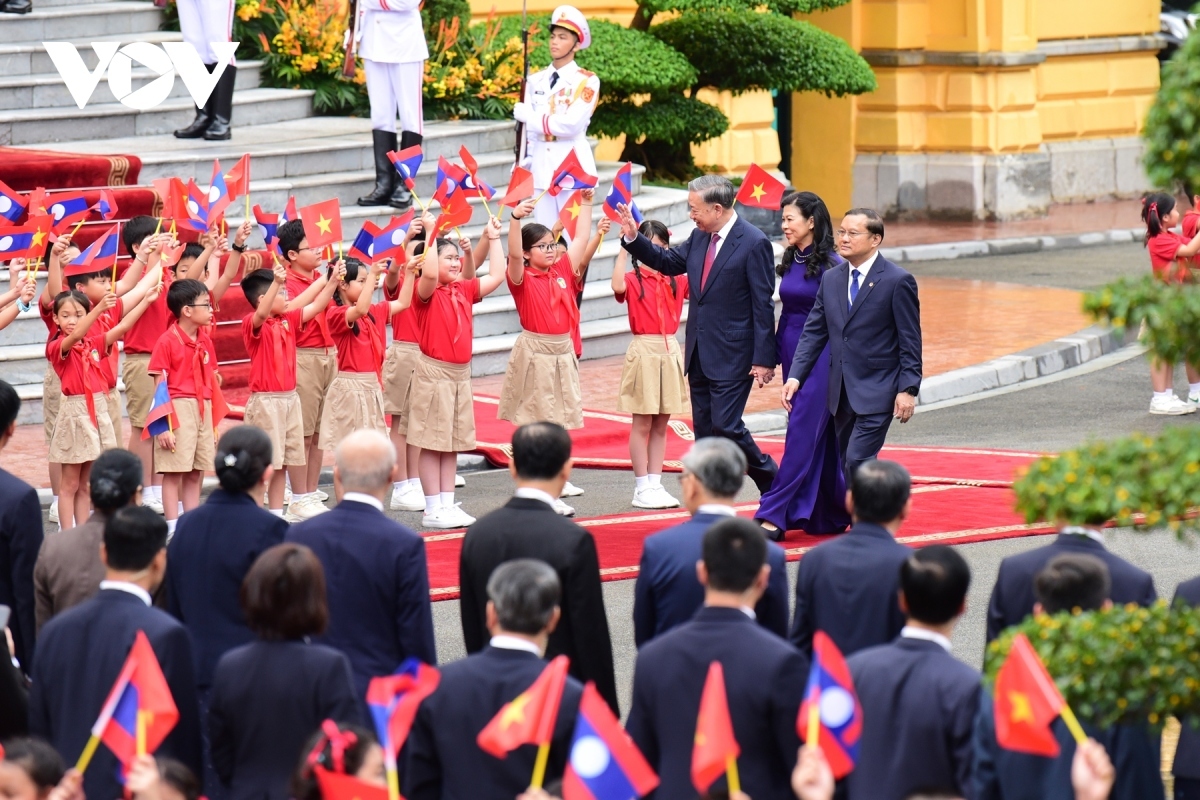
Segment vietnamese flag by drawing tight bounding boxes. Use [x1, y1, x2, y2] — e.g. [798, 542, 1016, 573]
[225, 154, 251, 198]
[994, 633, 1066, 757]
[735, 164, 786, 210]
[501, 167, 535, 208]
[313, 766, 388, 800]
[477, 655, 569, 758]
[691, 661, 740, 794]
[298, 199, 343, 250]
[558, 190, 586, 241]
[430, 194, 473, 240]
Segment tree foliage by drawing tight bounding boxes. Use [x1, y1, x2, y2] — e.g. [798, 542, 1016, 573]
[1143, 24, 1200, 191]
[594, 94, 728, 146]
[1084, 275, 1200, 367]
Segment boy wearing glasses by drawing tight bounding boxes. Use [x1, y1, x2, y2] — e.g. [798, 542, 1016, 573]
[148, 278, 221, 534]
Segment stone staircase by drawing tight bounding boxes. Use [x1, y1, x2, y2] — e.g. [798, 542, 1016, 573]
[0, 0, 692, 422]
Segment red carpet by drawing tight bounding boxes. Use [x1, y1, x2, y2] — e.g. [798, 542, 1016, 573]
[0, 147, 141, 190]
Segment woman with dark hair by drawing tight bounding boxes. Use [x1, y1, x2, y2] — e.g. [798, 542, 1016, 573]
[755, 191, 851, 538]
[290, 721, 385, 800]
[208, 544, 361, 800]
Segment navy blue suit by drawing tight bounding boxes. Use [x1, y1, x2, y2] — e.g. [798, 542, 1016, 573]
[985, 533, 1157, 643]
[622, 217, 779, 492]
[626, 606, 808, 800]
[209, 640, 361, 800]
[287, 499, 437, 702]
[633, 511, 788, 646]
[165, 489, 289, 689]
[405, 645, 582, 800]
[788, 254, 922, 481]
[846, 636, 980, 800]
[1173, 577, 1200, 796]
[28, 588, 204, 800]
[789, 522, 911, 658]
[0, 466, 43, 668]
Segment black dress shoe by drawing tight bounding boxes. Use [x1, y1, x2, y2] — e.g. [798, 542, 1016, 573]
[0, 0, 33, 14]
[756, 520, 785, 542]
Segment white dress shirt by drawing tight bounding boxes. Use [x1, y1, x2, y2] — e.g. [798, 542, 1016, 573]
[847, 248, 880, 306]
[696, 504, 737, 517]
[900, 625, 952, 652]
[342, 492, 384, 511]
[514, 487, 558, 508]
[99, 580, 152, 607]
[489, 635, 542, 656]
[1061, 525, 1106, 545]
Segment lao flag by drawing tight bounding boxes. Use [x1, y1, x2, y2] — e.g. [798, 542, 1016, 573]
[141, 377, 178, 439]
[370, 212, 413, 262]
[47, 192, 91, 233]
[253, 205, 280, 253]
[366, 658, 440, 771]
[735, 164, 786, 210]
[603, 163, 643, 225]
[459, 146, 496, 199]
[549, 151, 598, 197]
[91, 631, 179, 769]
[282, 196, 297, 224]
[432, 156, 469, 207]
[562, 683, 658, 800]
[184, 180, 209, 232]
[0, 179, 28, 225]
[798, 631, 861, 779]
[388, 146, 423, 191]
[207, 160, 232, 223]
[348, 222, 379, 263]
[64, 225, 119, 277]
[94, 189, 119, 221]
[225, 154, 251, 198]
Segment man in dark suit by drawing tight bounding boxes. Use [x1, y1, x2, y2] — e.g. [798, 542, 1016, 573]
[626, 518, 808, 800]
[0, 380, 44, 669]
[790, 459, 912, 658]
[28, 507, 203, 800]
[1172, 575, 1200, 799]
[616, 175, 779, 494]
[846, 546, 980, 800]
[974, 554, 1163, 800]
[985, 522, 1157, 643]
[287, 429, 436, 701]
[633, 437, 787, 647]
[461, 422, 618, 713]
[407, 559, 582, 800]
[784, 208, 922, 483]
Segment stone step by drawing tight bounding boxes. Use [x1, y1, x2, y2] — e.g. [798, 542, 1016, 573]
[0, 61, 263, 112]
[0, 31, 185, 77]
[0, 87, 314, 145]
[0, 2, 163, 45]
[38, 0, 136, 9]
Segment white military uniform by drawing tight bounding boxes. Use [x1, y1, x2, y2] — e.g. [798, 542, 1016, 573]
[177, 0, 235, 64]
[356, 0, 428, 134]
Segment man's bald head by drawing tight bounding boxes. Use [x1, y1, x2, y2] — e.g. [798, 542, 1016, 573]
[334, 430, 398, 495]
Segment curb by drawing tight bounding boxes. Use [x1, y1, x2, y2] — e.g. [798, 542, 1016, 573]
[744, 324, 1127, 434]
[880, 228, 1141, 264]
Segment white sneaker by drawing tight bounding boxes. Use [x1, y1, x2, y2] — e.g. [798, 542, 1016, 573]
[1149, 395, 1195, 415]
[443, 503, 476, 527]
[143, 497, 165, 515]
[421, 507, 461, 529]
[390, 484, 426, 512]
[284, 486, 292, 504]
[561, 481, 584, 497]
[313, 489, 329, 502]
[289, 494, 329, 520]
[47, 500, 58, 524]
[455, 473, 466, 488]
[1188, 393, 1200, 410]
[647, 485, 681, 509]
[283, 510, 303, 523]
[553, 498, 577, 517]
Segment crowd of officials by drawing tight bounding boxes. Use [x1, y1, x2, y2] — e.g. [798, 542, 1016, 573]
[0, 377, 1193, 800]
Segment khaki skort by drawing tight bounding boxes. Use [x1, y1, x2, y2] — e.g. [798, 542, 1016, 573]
[382, 340, 421, 429]
[317, 371, 386, 452]
[244, 390, 306, 469]
[121, 353, 155, 429]
[49, 394, 117, 464]
[617, 334, 690, 416]
[43, 365, 60, 445]
[296, 348, 337, 438]
[106, 388, 123, 443]
[154, 397, 215, 473]
[497, 331, 582, 429]
[405, 355, 475, 453]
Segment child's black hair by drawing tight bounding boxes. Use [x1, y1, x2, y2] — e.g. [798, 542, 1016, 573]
[0, 737, 65, 791]
[412, 238, 457, 259]
[240, 268, 277, 310]
[278, 219, 307, 262]
[123, 215, 158, 257]
[51, 290, 91, 316]
[1142, 192, 1177, 244]
[629, 219, 675, 300]
[65, 270, 110, 293]
[155, 757, 201, 800]
[290, 722, 379, 800]
[166, 278, 209, 318]
[331, 258, 369, 335]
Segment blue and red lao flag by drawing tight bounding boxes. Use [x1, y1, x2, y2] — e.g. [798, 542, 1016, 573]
[90, 630, 179, 773]
[184, 180, 210, 232]
[253, 205, 280, 253]
[282, 195, 297, 224]
[432, 156, 469, 207]
[603, 162, 643, 225]
[458, 146, 496, 200]
[372, 212, 413, 262]
[47, 192, 91, 233]
[549, 151, 598, 197]
[366, 658, 440, 772]
[0, 179, 28, 225]
[141, 377, 178, 440]
[798, 631, 861, 779]
[388, 146, 423, 191]
[563, 682, 658, 800]
[348, 221, 380, 263]
[93, 188, 119, 221]
[207, 159, 232, 224]
[64, 225, 119, 277]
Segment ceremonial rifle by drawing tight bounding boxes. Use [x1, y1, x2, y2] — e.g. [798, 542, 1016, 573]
[341, 0, 359, 80]
[513, 0, 530, 166]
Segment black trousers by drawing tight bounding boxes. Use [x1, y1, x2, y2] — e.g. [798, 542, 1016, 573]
[833, 384, 893, 485]
[1178, 777, 1200, 800]
[688, 353, 778, 493]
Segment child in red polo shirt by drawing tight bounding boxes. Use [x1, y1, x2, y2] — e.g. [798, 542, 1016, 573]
[610, 217, 689, 510]
[149, 278, 222, 534]
[46, 284, 161, 530]
[240, 261, 342, 519]
[317, 256, 414, 500]
[1141, 192, 1200, 415]
[407, 217, 508, 529]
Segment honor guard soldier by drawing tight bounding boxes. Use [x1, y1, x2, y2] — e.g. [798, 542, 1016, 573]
[173, 0, 237, 140]
[513, 5, 600, 230]
[355, 0, 429, 210]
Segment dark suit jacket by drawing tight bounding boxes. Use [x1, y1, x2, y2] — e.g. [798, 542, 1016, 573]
[0, 467, 43, 668]
[0, 632, 26, 739]
[973, 690, 1162, 800]
[789, 522, 911, 658]
[985, 533, 1157, 642]
[626, 606, 808, 800]
[622, 215, 776, 380]
[461, 496, 618, 713]
[789, 254, 922, 415]
[208, 640, 362, 800]
[633, 512, 788, 647]
[1174, 577, 1200, 780]
[28, 588, 203, 800]
[165, 489, 288, 689]
[846, 636, 980, 800]
[34, 514, 105, 633]
[405, 645, 583, 800]
[287, 499, 437, 701]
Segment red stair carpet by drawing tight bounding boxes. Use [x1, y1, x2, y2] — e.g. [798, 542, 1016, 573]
[0, 147, 141, 191]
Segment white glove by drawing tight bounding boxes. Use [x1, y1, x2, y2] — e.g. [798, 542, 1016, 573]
[343, 29, 350, 49]
[513, 102, 531, 124]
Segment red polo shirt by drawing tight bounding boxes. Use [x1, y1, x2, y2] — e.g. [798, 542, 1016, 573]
[287, 268, 335, 349]
[327, 302, 388, 373]
[615, 269, 687, 337]
[46, 331, 107, 396]
[384, 278, 420, 344]
[508, 254, 583, 355]
[242, 308, 302, 393]
[414, 278, 481, 365]
[148, 323, 217, 399]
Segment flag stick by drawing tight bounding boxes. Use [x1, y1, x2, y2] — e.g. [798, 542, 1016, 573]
[532, 186, 551, 206]
[385, 766, 400, 800]
[112, 259, 117, 286]
[70, 219, 87, 239]
[806, 699, 820, 746]
[169, 219, 177, 237]
[338, 241, 344, 262]
[454, 227, 463, 240]
[529, 742, 550, 790]
[1059, 703, 1088, 746]
[75, 735, 101, 773]
[245, 191, 251, 222]
[477, 186, 494, 219]
[726, 756, 742, 795]
[136, 710, 148, 756]
[153, 217, 163, 236]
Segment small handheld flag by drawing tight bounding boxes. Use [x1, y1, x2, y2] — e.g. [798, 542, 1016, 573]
[348, 222, 380, 263]
[0, 215, 52, 260]
[735, 164, 786, 210]
[994, 632, 1087, 757]
[603, 163, 643, 225]
[94, 189, 119, 221]
[184, 180, 210, 232]
[253, 205, 280, 253]
[0, 179, 28, 225]
[558, 190, 586, 241]
[548, 151, 598, 197]
[431, 195, 473, 240]
[64, 225, 119, 278]
[691, 661, 740, 795]
[477, 654, 570, 789]
[388, 146, 424, 191]
[798, 631, 861, 779]
[47, 192, 91, 233]
[369, 213, 413, 263]
[141, 378, 178, 440]
[283, 196, 298, 224]
[24, 187, 49, 218]
[367, 659, 440, 800]
[225, 154, 251, 198]
[313, 766, 389, 800]
[432, 157, 469, 207]
[501, 167, 535, 208]
[207, 159, 232, 224]
[298, 199, 343, 250]
[562, 682, 658, 800]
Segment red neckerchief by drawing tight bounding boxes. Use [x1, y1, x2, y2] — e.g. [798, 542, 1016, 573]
[641, 270, 678, 349]
[61, 335, 103, 427]
[171, 324, 215, 419]
[362, 309, 384, 384]
[532, 258, 579, 333]
[445, 279, 474, 344]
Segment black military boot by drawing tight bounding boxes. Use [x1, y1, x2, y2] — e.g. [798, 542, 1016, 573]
[174, 63, 216, 138]
[358, 130, 397, 206]
[203, 64, 237, 141]
[389, 130, 422, 210]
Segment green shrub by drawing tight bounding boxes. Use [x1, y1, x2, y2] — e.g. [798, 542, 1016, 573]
[421, 0, 471, 41]
[1084, 275, 1200, 368]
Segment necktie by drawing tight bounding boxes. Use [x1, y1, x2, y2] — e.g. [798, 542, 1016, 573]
[550, 71, 559, 89]
[700, 233, 720, 290]
[849, 268, 861, 310]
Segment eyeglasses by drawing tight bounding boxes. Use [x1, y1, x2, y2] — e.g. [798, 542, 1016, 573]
[835, 229, 871, 239]
[186, 302, 212, 309]
[529, 243, 558, 253]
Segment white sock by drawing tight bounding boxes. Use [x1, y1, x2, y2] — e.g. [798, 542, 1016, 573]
[270, 508, 285, 517]
[1155, 390, 1174, 400]
[407, 478, 422, 491]
[177, 502, 185, 516]
[439, 491, 455, 509]
[648, 474, 662, 486]
[51, 495, 58, 506]
[424, 495, 440, 514]
[393, 481, 407, 494]
[635, 475, 650, 490]
[285, 473, 292, 490]
[166, 519, 177, 535]
[149, 485, 162, 502]
[1190, 383, 1200, 396]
